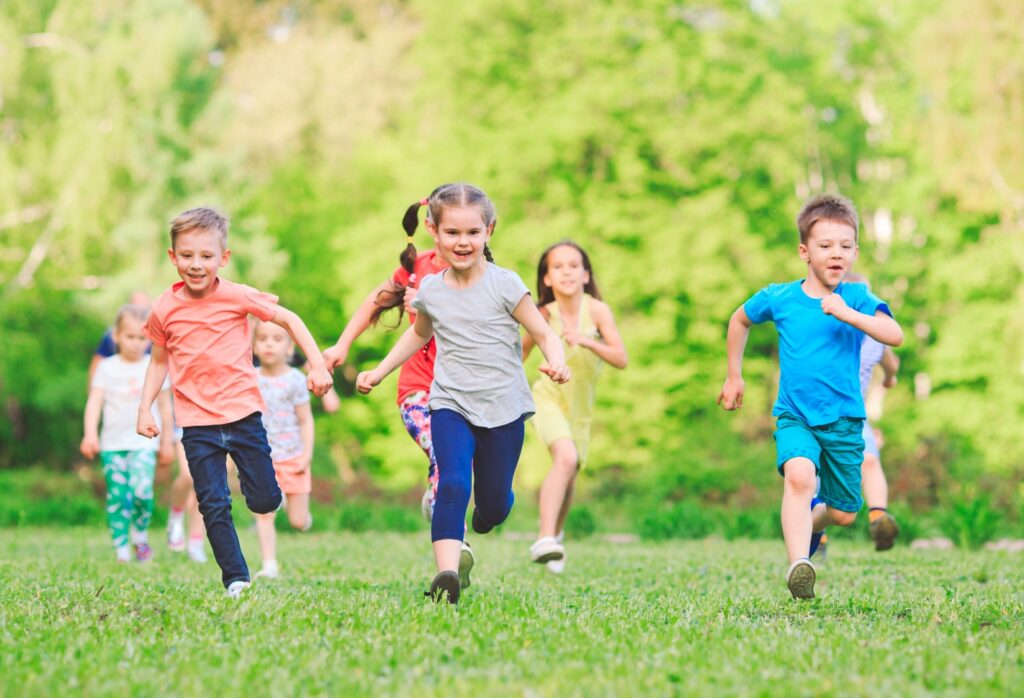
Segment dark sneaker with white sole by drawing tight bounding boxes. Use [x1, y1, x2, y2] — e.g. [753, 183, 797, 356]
[787, 558, 816, 600]
[458, 542, 475, 589]
[426, 570, 461, 604]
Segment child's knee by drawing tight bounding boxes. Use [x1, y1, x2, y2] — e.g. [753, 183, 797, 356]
[830, 509, 857, 527]
[782, 459, 816, 493]
[287, 510, 307, 530]
[437, 476, 471, 505]
[247, 491, 282, 515]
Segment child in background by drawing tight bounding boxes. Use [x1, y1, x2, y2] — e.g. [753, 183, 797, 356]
[81, 304, 174, 562]
[165, 442, 208, 563]
[524, 241, 627, 573]
[718, 193, 903, 599]
[355, 183, 570, 604]
[252, 320, 315, 579]
[136, 207, 333, 597]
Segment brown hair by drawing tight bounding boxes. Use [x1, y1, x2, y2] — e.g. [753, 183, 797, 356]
[170, 207, 229, 249]
[112, 304, 150, 354]
[536, 240, 602, 307]
[796, 193, 859, 244]
[369, 183, 498, 327]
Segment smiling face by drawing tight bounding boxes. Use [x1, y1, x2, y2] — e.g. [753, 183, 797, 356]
[542, 244, 590, 300]
[168, 227, 230, 298]
[427, 205, 493, 272]
[114, 315, 150, 362]
[253, 321, 293, 370]
[799, 219, 859, 292]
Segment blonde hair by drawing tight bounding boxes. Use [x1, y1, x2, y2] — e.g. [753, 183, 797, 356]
[170, 207, 229, 249]
[796, 193, 859, 244]
[114, 303, 150, 331]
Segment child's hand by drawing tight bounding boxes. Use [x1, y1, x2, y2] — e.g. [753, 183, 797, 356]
[562, 326, 585, 348]
[717, 377, 745, 410]
[820, 293, 852, 321]
[307, 366, 334, 397]
[137, 411, 160, 439]
[355, 369, 382, 394]
[539, 362, 571, 384]
[323, 345, 348, 372]
[80, 435, 100, 459]
[403, 276, 419, 314]
[882, 373, 897, 389]
[295, 455, 311, 475]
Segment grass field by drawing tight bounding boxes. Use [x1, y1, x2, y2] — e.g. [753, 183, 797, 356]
[2, 527, 1022, 697]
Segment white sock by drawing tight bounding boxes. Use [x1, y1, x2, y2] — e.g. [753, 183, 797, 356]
[168, 509, 184, 525]
[115, 545, 132, 562]
[130, 529, 148, 545]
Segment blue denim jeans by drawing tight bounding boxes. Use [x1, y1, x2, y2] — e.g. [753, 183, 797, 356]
[181, 412, 282, 587]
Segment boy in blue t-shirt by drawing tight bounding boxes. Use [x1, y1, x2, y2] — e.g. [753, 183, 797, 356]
[718, 193, 903, 600]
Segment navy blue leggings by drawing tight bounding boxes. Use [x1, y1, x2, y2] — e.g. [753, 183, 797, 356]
[430, 409, 526, 542]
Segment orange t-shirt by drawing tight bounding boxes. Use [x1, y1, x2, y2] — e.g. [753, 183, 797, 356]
[144, 278, 279, 427]
[391, 249, 446, 404]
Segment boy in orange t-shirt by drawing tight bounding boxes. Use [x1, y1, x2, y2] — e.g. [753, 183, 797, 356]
[136, 207, 333, 597]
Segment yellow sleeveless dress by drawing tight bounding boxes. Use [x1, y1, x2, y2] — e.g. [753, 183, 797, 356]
[531, 294, 604, 466]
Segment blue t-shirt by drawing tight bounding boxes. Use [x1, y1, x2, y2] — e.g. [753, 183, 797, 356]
[744, 280, 892, 427]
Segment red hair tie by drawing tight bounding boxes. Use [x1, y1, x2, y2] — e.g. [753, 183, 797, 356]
[419, 198, 429, 206]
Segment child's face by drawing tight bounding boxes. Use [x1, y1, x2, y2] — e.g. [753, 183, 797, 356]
[799, 219, 858, 290]
[253, 322, 293, 368]
[168, 228, 230, 298]
[543, 245, 589, 299]
[427, 206, 493, 272]
[115, 316, 150, 362]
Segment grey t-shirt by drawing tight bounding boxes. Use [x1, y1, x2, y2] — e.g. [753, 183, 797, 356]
[411, 263, 536, 428]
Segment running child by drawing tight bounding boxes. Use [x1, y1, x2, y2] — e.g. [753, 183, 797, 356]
[136, 207, 333, 597]
[717, 193, 903, 599]
[252, 319, 315, 579]
[355, 183, 570, 604]
[523, 241, 628, 573]
[81, 304, 175, 562]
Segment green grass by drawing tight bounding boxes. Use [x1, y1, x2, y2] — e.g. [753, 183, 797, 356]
[2, 528, 1022, 697]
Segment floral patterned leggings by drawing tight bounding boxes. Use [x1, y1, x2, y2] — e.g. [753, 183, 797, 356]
[100, 450, 156, 549]
[399, 391, 438, 497]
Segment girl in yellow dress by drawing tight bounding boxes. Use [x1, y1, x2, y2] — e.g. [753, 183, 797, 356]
[523, 241, 628, 573]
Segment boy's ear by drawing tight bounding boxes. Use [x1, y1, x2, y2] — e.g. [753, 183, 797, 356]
[798, 243, 809, 263]
[167, 248, 175, 262]
[220, 248, 232, 267]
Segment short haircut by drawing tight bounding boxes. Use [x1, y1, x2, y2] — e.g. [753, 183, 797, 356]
[114, 303, 150, 331]
[170, 207, 229, 249]
[796, 193, 859, 244]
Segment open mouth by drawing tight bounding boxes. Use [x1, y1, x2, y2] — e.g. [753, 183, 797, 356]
[453, 250, 472, 261]
[827, 265, 844, 273]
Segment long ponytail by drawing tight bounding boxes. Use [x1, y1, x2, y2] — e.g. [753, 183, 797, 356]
[368, 197, 428, 327]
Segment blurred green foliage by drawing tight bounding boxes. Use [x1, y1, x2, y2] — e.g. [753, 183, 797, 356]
[1, 0, 1021, 522]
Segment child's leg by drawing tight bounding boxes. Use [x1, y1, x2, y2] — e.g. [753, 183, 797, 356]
[862, 452, 888, 508]
[471, 415, 526, 532]
[226, 413, 282, 516]
[430, 409, 476, 572]
[180, 426, 250, 587]
[100, 451, 132, 557]
[781, 457, 817, 563]
[127, 450, 157, 541]
[285, 494, 310, 530]
[538, 438, 578, 538]
[255, 513, 277, 566]
[171, 441, 206, 539]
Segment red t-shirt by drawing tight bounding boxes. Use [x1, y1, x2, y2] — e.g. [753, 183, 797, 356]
[391, 249, 446, 404]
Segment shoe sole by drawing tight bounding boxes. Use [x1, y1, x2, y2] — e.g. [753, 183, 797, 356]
[872, 515, 900, 551]
[788, 562, 816, 600]
[458, 547, 474, 589]
[532, 550, 564, 564]
[428, 571, 461, 605]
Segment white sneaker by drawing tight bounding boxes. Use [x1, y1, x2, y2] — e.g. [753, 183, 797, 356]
[420, 486, 434, 522]
[115, 545, 132, 563]
[530, 536, 565, 564]
[786, 558, 816, 599]
[226, 580, 250, 598]
[554, 530, 565, 544]
[546, 548, 566, 574]
[167, 516, 185, 552]
[255, 561, 279, 579]
[187, 539, 208, 563]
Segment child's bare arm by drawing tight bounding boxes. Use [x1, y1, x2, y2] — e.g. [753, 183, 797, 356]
[155, 388, 176, 466]
[821, 296, 904, 346]
[324, 279, 394, 370]
[81, 387, 104, 459]
[271, 306, 333, 396]
[137, 345, 170, 438]
[356, 312, 433, 394]
[520, 305, 549, 361]
[295, 401, 314, 474]
[577, 299, 628, 369]
[513, 296, 570, 383]
[717, 306, 753, 410]
[880, 346, 900, 388]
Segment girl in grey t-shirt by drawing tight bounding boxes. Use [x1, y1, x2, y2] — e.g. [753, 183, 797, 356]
[355, 183, 570, 604]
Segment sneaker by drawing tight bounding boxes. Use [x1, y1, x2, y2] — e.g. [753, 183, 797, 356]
[115, 545, 132, 563]
[301, 513, 314, 533]
[425, 570, 460, 605]
[255, 561, 279, 579]
[458, 541, 475, 589]
[786, 558, 816, 600]
[226, 580, 250, 598]
[187, 539, 208, 564]
[870, 512, 900, 551]
[471, 507, 494, 535]
[530, 536, 565, 564]
[167, 516, 186, 552]
[546, 548, 566, 575]
[134, 543, 154, 563]
[420, 486, 434, 522]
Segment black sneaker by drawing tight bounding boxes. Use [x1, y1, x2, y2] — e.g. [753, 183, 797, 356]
[426, 570, 461, 604]
[471, 507, 494, 535]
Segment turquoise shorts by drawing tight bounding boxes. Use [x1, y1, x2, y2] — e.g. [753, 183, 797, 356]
[774, 413, 865, 513]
